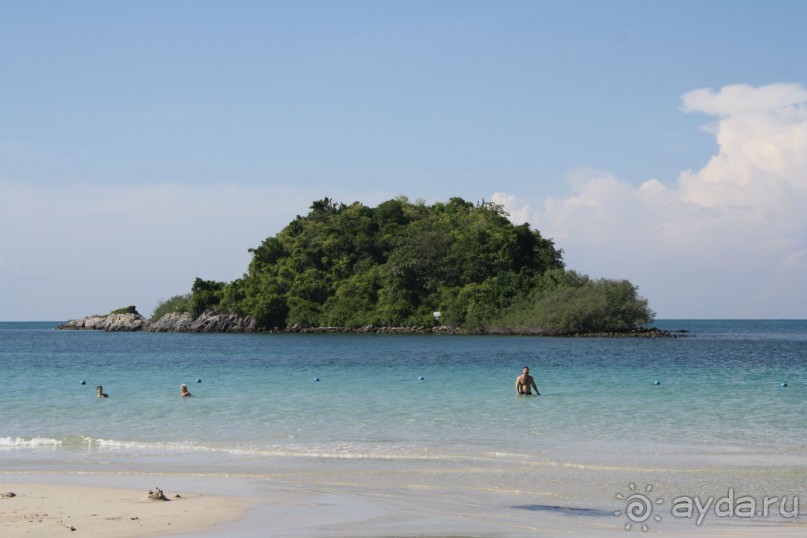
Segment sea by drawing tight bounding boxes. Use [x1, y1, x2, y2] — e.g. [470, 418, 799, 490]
[1, 320, 805, 534]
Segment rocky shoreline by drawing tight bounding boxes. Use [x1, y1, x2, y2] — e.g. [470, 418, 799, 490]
[57, 309, 681, 337]
[57, 311, 259, 333]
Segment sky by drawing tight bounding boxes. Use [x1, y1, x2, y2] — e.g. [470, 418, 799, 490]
[2, 0, 806, 321]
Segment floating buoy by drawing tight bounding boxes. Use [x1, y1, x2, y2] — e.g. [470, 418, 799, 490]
[314, 377, 320, 382]
[80, 380, 86, 385]
[196, 379, 202, 383]
[418, 376, 425, 381]
[654, 380, 661, 385]
[781, 382, 788, 388]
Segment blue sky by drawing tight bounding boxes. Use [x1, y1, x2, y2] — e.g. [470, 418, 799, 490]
[2, 1, 807, 320]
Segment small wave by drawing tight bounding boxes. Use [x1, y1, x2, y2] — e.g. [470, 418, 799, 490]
[84, 437, 214, 452]
[3, 434, 464, 461]
[0, 436, 63, 448]
[75, 437, 456, 461]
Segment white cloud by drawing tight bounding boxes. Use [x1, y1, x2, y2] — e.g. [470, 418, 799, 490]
[493, 83, 807, 318]
[680, 83, 807, 117]
[492, 193, 531, 225]
[679, 84, 807, 209]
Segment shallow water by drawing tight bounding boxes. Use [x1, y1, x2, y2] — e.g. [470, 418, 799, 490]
[1, 320, 805, 532]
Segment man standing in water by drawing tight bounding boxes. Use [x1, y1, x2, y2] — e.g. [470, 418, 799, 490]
[515, 366, 540, 395]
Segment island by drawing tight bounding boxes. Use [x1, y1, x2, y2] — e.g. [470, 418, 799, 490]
[59, 197, 671, 336]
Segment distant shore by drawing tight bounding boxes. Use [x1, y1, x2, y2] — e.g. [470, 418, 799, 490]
[56, 310, 681, 337]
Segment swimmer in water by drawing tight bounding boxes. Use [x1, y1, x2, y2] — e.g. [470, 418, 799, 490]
[515, 366, 540, 395]
[96, 385, 108, 398]
[180, 384, 192, 397]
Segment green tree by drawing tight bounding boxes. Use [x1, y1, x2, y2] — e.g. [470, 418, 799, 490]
[173, 196, 651, 333]
[151, 294, 191, 321]
[190, 278, 225, 317]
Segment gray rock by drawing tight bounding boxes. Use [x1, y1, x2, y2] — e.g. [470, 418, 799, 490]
[58, 312, 149, 331]
[58, 309, 259, 333]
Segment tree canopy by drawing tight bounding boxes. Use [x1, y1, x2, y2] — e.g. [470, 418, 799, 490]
[157, 196, 654, 333]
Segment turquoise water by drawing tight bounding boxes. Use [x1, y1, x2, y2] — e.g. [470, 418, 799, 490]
[1, 320, 806, 529]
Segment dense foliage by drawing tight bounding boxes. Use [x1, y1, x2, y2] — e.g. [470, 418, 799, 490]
[149, 294, 191, 322]
[157, 197, 654, 332]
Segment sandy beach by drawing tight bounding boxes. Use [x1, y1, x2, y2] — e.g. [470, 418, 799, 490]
[0, 475, 257, 538]
[3, 472, 806, 537]
[1, 472, 532, 538]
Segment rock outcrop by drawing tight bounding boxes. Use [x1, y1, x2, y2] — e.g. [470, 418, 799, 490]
[149, 311, 259, 333]
[58, 309, 260, 333]
[57, 312, 150, 332]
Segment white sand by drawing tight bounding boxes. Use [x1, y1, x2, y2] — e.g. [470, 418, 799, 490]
[2, 473, 805, 537]
[0, 481, 255, 537]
